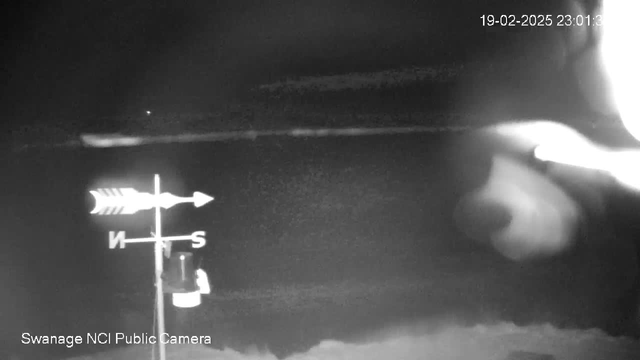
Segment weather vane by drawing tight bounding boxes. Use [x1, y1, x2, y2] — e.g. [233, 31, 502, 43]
[89, 175, 214, 360]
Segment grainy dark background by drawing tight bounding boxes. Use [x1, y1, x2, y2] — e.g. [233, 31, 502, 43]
[4, 1, 639, 359]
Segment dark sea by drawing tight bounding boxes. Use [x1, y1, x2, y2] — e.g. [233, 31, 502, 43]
[2, 130, 637, 359]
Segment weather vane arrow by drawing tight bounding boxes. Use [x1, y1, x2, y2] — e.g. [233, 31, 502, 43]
[88, 174, 213, 360]
[90, 188, 214, 215]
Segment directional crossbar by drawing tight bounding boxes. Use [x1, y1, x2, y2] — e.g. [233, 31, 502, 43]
[109, 231, 206, 249]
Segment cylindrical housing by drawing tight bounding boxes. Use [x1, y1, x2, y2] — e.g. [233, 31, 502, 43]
[164, 252, 198, 293]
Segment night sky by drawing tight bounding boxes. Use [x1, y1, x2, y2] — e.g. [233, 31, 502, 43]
[3, 0, 585, 125]
[4, 1, 639, 359]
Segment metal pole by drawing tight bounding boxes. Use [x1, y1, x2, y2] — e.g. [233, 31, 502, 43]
[154, 174, 166, 360]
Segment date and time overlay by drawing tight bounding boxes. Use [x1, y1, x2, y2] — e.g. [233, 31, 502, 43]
[480, 14, 603, 28]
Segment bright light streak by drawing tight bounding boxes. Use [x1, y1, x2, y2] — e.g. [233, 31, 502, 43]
[486, 121, 640, 191]
[485, 121, 597, 154]
[601, 0, 640, 141]
[77, 126, 471, 148]
[533, 143, 608, 172]
[535, 144, 640, 192]
[81, 134, 143, 148]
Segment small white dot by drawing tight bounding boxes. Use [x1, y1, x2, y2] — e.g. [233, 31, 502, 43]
[146, 110, 152, 115]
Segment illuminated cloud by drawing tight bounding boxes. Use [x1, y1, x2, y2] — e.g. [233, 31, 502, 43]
[64, 322, 640, 360]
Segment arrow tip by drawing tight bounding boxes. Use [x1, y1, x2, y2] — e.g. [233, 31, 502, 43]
[193, 192, 214, 207]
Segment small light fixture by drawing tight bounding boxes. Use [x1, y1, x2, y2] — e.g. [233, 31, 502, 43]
[162, 252, 211, 308]
[164, 252, 198, 294]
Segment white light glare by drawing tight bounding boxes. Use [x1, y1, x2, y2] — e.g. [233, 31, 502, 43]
[196, 269, 210, 294]
[172, 269, 209, 307]
[172, 292, 201, 308]
[601, 0, 640, 141]
[535, 144, 640, 192]
[533, 143, 608, 172]
[606, 149, 640, 191]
